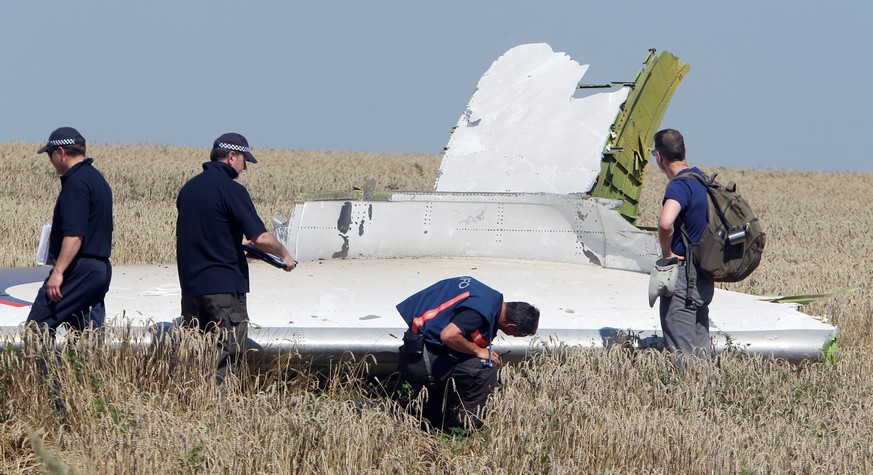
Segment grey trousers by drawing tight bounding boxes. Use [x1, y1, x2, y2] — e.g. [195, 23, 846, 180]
[181, 293, 249, 385]
[659, 261, 715, 369]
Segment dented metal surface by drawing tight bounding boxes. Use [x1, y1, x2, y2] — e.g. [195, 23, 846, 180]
[276, 192, 660, 272]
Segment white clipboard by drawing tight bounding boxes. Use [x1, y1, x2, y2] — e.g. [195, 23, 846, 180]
[36, 223, 51, 266]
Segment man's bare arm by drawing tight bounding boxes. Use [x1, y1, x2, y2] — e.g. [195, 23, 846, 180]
[440, 322, 500, 364]
[250, 231, 297, 271]
[658, 199, 682, 259]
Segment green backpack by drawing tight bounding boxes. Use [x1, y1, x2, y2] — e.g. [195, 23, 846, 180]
[677, 172, 766, 282]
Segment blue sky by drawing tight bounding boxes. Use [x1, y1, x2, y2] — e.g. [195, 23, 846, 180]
[2, 1, 869, 172]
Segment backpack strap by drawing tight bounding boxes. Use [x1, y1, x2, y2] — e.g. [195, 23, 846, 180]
[673, 172, 709, 306]
[422, 344, 435, 385]
[678, 221, 697, 307]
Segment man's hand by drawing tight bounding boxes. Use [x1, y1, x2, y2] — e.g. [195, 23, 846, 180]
[249, 232, 297, 272]
[47, 269, 64, 302]
[281, 255, 297, 272]
[441, 323, 501, 365]
[478, 348, 501, 365]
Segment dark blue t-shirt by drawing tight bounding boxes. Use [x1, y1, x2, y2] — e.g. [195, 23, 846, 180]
[49, 158, 113, 260]
[176, 161, 267, 296]
[452, 308, 494, 349]
[663, 167, 708, 257]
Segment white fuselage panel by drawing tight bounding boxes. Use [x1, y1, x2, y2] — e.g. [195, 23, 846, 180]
[276, 193, 660, 273]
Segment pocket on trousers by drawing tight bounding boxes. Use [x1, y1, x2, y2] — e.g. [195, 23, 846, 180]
[204, 294, 233, 312]
[204, 294, 248, 324]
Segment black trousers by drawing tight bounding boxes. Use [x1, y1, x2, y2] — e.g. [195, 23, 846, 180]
[402, 349, 498, 431]
[180, 293, 249, 385]
[27, 257, 112, 332]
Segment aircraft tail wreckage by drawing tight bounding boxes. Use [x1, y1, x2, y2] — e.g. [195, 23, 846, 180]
[0, 44, 837, 371]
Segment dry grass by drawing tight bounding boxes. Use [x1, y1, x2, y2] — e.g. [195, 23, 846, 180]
[1, 142, 872, 473]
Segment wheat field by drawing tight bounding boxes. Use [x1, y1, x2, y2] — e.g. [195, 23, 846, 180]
[0, 142, 871, 473]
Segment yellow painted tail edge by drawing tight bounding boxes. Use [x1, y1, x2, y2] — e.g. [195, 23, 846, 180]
[590, 50, 691, 224]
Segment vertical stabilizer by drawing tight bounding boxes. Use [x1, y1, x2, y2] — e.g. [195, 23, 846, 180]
[435, 44, 630, 194]
[590, 50, 690, 224]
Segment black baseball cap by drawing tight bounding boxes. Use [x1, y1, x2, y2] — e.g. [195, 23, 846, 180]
[37, 127, 86, 154]
[213, 132, 257, 163]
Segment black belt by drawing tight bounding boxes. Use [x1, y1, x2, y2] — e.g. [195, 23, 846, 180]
[78, 254, 110, 262]
[47, 255, 110, 265]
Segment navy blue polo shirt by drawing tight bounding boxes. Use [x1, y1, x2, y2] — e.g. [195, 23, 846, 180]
[452, 308, 495, 349]
[49, 158, 113, 260]
[663, 167, 708, 256]
[176, 161, 267, 296]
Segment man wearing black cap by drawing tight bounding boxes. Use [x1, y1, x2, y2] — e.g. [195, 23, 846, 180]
[176, 132, 297, 384]
[28, 127, 114, 333]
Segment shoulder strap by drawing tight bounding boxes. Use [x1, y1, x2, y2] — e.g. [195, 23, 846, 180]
[672, 170, 711, 187]
[422, 345, 435, 385]
[673, 171, 708, 305]
[678, 222, 697, 307]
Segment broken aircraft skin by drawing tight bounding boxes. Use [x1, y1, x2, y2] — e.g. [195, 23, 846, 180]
[0, 44, 837, 373]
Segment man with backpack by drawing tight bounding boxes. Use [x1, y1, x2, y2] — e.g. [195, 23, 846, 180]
[653, 129, 715, 369]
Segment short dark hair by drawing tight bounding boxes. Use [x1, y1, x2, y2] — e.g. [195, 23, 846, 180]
[60, 144, 86, 157]
[504, 302, 540, 336]
[210, 148, 231, 161]
[654, 129, 685, 162]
